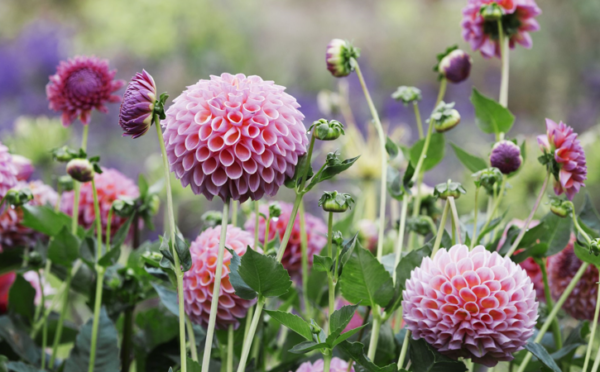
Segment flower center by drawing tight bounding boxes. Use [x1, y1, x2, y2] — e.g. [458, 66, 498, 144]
[483, 13, 522, 39]
[66, 68, 102, 98]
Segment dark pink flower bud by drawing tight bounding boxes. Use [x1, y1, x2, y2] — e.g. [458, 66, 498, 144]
[490, 140, 522, 174]
[439, 49, 472, 83]
[119, 70, 157, 139]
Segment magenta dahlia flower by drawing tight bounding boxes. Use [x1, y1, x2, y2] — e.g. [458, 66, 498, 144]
[119, 70, 157, 138]
[403, 245, 538, 366]
[11, 155, 34, 182]
[295, 357, 354, 372]
[548, 235, 598, 320]
[60, 168, 139, 236]
[161, 73, 308, 203]
[183, 225, 256, 329]
[244, 202, 327, 274]
[462, 0, 541, 59]
[0, 180, 58, 250]
[490, 140, 522, 174]
[46, 56, 125, 126]
[537, 119, 587, 200]
[0, 143, 18, 200]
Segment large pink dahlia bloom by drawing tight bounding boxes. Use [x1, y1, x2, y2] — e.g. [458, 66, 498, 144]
[183, 225, 256, 329]
[538, 119, 587, 200]
[295, 357, 354, 372]
[548, 236, 598, 320]
[46, 56, 125, 126]
[462, 0, 541, 58]
[244, 202, 327, 274]
[0, 181, 58, 250]
[61, 168, 139, 236]
[162, 73, 308, 202]
[402, 245, 538, 366]
[0, 143, 18, 200]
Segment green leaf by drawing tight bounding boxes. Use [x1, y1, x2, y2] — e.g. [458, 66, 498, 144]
[238, 247, 292, 298]
[21, 205, 78, 237]
[226, 248, 257, 300]
[0, 247, 24, 275]
[288, 341, 327, 354]
[337, 341, 397, 372]
[313, 255, 333, 273]
[8, 275, 36, 322]
[5, 362, 43, 372]
[385, 136, 399, 159]
[409, 338, 468, 372]
[525, 342, 561, 372]
[387, 166, 406, 201]
[264, 310, 313, 341]
[573, 241, 600, 266]
[187, 358, 202, 372]
[64, 308, 120, 372]
[326, 303, 360, 346]
[110, 213, 134, 250]
[151, 283, 180, 317]
[47, 226, 80, 266]
[475, 211, 507, 245]
[138, 174, 149, 198]
[173, 231, 192, 272]
[450, 143, 488, 173]
[337, 233, 360, 275]
[470, 88, 515, 135]
[551, 321, 589, 362]
[340, 247, 393, 308]
[331, 325, 367, 347]
[98, 246, 122, 268]
[579, 194, 600, 234]
[0, 316, 41, 365]
[542, 213, 573, 256]
[305, 155, 360, 191]
[409, 133, 445, 172]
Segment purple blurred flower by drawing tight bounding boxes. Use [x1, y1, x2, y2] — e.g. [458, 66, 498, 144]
[439, 49, 472, 84]
[490, 140, 522, 174]
[11, 155, 34, 181]
[0, 143, 18, 200]
[119, 70, 157, 138]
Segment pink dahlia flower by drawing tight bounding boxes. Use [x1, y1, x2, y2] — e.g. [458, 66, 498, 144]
[162, 73, 308, 202]
[548, 235, 598, 320]
[0, 181, 58, 250]
[537, 119, 587, 200]
[244, 202, 327, 274]
[0, 143, 18, 200]
[0, 272, 15, 314]
[119, 70, 157, 138]
[357, 219, 378, 253]
[46, 56, 125, 126]
[11, 155, 34, 182]
[402, 245, 538, 366]
[294, 357, 354, 372]
[61, 168, 139, 236]
[462, 0, 541, 59]
[183, 225, 256, 329]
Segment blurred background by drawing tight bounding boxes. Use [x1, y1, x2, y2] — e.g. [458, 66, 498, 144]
[1, 0, 599, 242]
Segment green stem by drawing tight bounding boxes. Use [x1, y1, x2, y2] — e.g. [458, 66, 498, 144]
[186, 317, 198, 362]
[470, 187, 481, 249]
[323, 353, 332, 372]
[448, 197, 461, 245]
[505, 172, 550, 257]
[582, 267, 600, 372]
[49, 269, 72, 366]
[299, 201, 311, 318]
[367, 314, 381, 360]
[413, 102, 424, 139]
[435, 78, 447, 108]
[538, 258, 562, 350]
[106, 207, 113, 249]
[327, 212, 335, 317]
[478, 176, 506, 245]
[202, 200, 231, 372]
[517, 263, 590, 372]
[397, 330, 410, 369]
[227, 324, 234, 372]
[88, 179, 105, 372]
[573, 209, 593, 245]
[120, 307, 134, 372]
[35, 269, 46, 370]
[591, 343, 600, 372]
[253, 201, 260, 249]
[155, 115, 187, 372]
[237, 297, 265, 372]
[231, 200, 238, 227]
[432, 201, 450, 257]
[353, 60, 387, 261]
[498, 20, 509, 109]
[275, 194, 303, 263]
[393, 200, 409, 285]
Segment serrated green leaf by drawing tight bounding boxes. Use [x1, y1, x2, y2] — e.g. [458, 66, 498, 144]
[337, 341, 397, 372]
[331, 325, 366, 347]
[47, 226, 80, 266]
[226, 248, 257, 300]
[326, 303, 360, 346]
[289, 341, 327, 354]
[21, 205, 77, 237]
[409, 133, 445, 172]
[8, 275, 36, 322]
[409, 338, 468, 372]
[313, 254, 333, 273]
[98, 246, 121, 268]
[470, 88, 515, 135]
[340, 247, 393, 308]
[0, 317, 40, 365]
[450, 143, 488, 173]
[305, 155, 360, 191]
[264, 310, 313, 341]
[525, 342, 561, 372]
[238, 247, 291, 298]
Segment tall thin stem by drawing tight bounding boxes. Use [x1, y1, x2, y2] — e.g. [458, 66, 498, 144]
[202, 200, 230, 372]
[323, 354, 332, 372]
[448, 197, 461, 245]
[353, 60, 387, 261]
[392, 201, 409, 285]
[498, 20, 510, 109]
[49, 271, 72, 366]
[237, 297, 265, 372]
[186, 317, 198, 362]
[413, 102, 424, 139]
[231, 200, 238, 227]
[367, 314, 381, 360]
[326, 212, 335, 317]
[470, 187, 480, 249]
[435, 79, 447, 108]
[505, 172, 550, 257]
[478, 177, 506, 245]
[591, 343, 600, 372]
[299, 201, 311, 318]
[538, 258, 562, 350]
[583, 269, 600, 372]
[227, 324, 234, 372]
[397, 330, 410, 369]
[432, 201, 450, 257]
[155, 116, 188, 372]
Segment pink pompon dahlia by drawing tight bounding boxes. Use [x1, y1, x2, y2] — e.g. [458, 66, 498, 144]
[60, 168, 139, 236]
[538, 119, 587, 200]
[0, 143, 18, 200]
[295, 357, 354, 372]
[119, 70, 157, 138]
[548, 235, 598, 320]
[161, 73, 308, 203]
[183, 225, 256, 329]
[46, 56, 125, 126]
[11, 155, 34, 182]
[244, 202, 327, 275]
[0, 180, 58, 250]
[462, 0, 541, 59]
[402, 245, 538, 367]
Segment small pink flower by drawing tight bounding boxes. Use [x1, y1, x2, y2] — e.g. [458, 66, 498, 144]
[244, 202, 327, 275]
[183, 225, 256, 329]
[0, 143, 18, 200]
[403, 245, 538, 367]
[119, 70, 157, 138]
[60, 168, 139, 236]
[537, 119, 587, 200]
[462, 0, 541, 59]
[357, 219, 378, 253]
[161, 73, 308, 203]
[46, 56, 125, 126]
[294, 357, 354, 372]
[11, 155, 34, 182]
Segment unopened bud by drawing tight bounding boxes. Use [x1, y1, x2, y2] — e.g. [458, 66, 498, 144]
[430, 102, 461, 133]
[310, 119, 345, 141]
[66, 158, 94, 183]
[326, 39, 360, 78]
[318, 191, 355, 213]
[392, 86, 422, 105]
[480, 3, 504, 21]
[434, 181, 466, 200]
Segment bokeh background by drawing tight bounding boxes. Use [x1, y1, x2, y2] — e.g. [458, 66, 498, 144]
[1, 0, 599, 241]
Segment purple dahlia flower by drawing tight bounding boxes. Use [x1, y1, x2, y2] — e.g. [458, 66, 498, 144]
[119, 70, 157, 138]
[490, 140, 522, 174]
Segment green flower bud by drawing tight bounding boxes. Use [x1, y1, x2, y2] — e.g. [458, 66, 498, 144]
[201, 211, 224, 229]
[392, 86, 422, 105]
[141, 251, 163, 268]
[589, 238, 600, 256]
[407, 216, 435, 236]
[112, 197, 136, 217]
[430, 102, 461, 133]
[434, 181, 466, 200]
[472, 167, 503, 190]
[51, 146, 79, 163]
[310, 320, 322, 334]
[549, 198, 573, 218]
[326, 39, 360, 78]
[58, 175, 75, 192]
[318, 191, 355, 213]
[332, 231, 344, 246]
[66, 158, 94, 183]
[149, 194, 160, 216]
[28, 251, 44, 268]
[310, 119, 345, 141]
[480, 3, 504, 21]
[268, 202, 282, 219]
[4, 187, 33, 207]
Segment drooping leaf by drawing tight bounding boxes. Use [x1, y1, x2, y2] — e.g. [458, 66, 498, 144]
[227, 248, 257, 300]
[409, 338, 468, 372]
[47, 226, 80, 266]
[288, 341, 327, 354]
[326, 303, 360, 346]
[409, 133, 445, 172]
[337, 341, 397, 372]
[305, 155, 360, 191]
[387, 166, 406, 201]
[21, 205, 78, 237]
[151, 283, 180, 317]
[98, 246, 121, 268]
[313, 255, 333, 273]
[340, 247, 393, 308]
[385, 137, 399, 159]
[264, 310, 313, 341]
[238, 247, 292, 298]
[0, 316, 40, 365]
[8, 275, 36, 322]
[525, 342, 561, 372]
[470, 88, 515, 135]
[542, 213, 572, 257]
[110, 213, 134, 250]
[173, 231, 192, 272]
[450, 143, 488, 173]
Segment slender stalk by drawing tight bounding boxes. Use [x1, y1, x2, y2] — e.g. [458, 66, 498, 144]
[299, 201, 311, 318]
[227, 325, 234, 372]
[470, 187, 481, 249]
[237, 297, 265, 372]
[435, 79, 447, 108]
[448, 197, 461, 244]
[155, 116, 188, 372]
[393, 200, 409, 285]
[583, 270, 600, 372]
[367, 314, 381, 360]
[35, 270, 46, 370]
[202, 200, 231, 372]
[413, 102, 424, 139]
[478, 177, 506, 244]
[538, 258, 562, 350]
[498, 20, 510, 109]
[517, 263, 590, 372]
[353, 60, 387, 261]
[505, 172, 550, 257]
[49, 270, 72, 366]
[432, 201, 450, 257]
[120, 307, 134, 372]
[231, 200, 238, 227]
[275, 194, 303, 263]
[186, 317, 198, 362]
[323, 354, 332, 372]
[106, 207, 113, 249]
[397, 330, 410, 369]
[326, 212, 335, 317]
[592, 343, 600, 372]
[253, 201, 260, 249]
